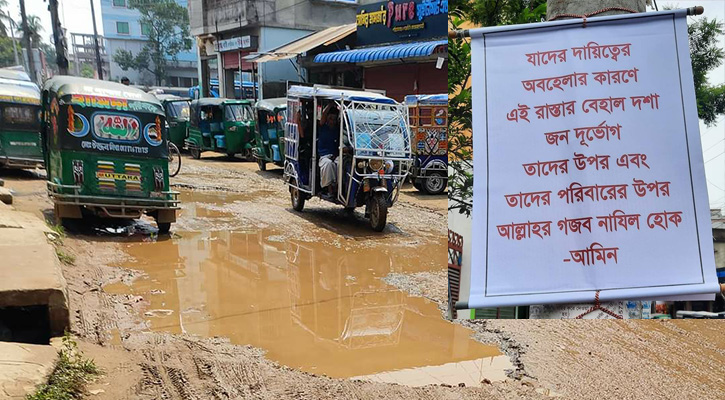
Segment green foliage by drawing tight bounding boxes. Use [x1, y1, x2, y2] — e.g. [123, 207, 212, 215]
[0, 0, 10, 37]
[448, 1, 547, 216]
[17, 15, 43, 48]
[80, 63, 95, 79]
[26, 333, 100, 400]
[0, 35, 20, 67]
[55, 248, 75, 265]
[688, 17, 725, 126]
[113, 0, 192, 85]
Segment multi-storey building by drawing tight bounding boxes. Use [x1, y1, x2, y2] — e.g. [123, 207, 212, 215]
[189, 0, 376, 99]
[100, 0, 198, 87]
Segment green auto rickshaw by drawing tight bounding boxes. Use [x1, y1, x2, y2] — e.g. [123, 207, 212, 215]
[0, 81, 44, 169]
[186, 98, 256, 160]
[41, 76, 179, 233]
[253, 97, 286, 171]
[155, 94, 190, 150]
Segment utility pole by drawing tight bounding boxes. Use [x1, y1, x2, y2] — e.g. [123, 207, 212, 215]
[89, 0, 104, 79]
[546, 0, 646, 21]
[18, 0, 37, 82]
[48, 0, 69, 75]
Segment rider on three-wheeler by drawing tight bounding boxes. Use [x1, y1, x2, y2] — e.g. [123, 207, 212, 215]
[0, 78, 43, 169]
[405, 94, 448, 195]
[283, 84, 413, 231]
[253, 97, 286, 171]
[41, 76, 179, 233]
[185, 98, 256, 160]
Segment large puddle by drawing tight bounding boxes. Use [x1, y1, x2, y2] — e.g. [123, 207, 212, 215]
[104, 191, 507, 385]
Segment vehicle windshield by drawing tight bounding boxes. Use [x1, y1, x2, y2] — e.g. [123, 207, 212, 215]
[225, 104, 253, 122]
[276, 109, 287, 129]
[167, 101, 190, 119]
[1, 104, 39, 129]
[344, 105, 410, 158]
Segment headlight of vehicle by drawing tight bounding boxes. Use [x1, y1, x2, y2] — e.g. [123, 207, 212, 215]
[384, 160, 394, 173]
[368, 159, 384, 171]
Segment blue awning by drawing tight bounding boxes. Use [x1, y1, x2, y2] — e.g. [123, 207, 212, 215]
[314, 39, 447, 64]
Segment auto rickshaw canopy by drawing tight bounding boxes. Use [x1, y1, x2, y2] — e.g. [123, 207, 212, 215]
[287, 85, 396, 105]
[255, 97, 287, 113]
[43, 76, 164, 115]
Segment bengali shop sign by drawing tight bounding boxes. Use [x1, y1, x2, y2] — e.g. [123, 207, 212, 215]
[466, 11, 720, 308]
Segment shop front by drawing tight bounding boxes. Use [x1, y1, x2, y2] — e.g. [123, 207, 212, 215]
[312, 0, 448, 101]
[216, 35, 259, 100]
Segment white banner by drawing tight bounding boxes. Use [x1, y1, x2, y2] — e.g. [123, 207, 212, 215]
[467, 10, 720, 308]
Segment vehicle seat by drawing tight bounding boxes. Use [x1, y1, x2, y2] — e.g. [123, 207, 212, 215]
[268, 127, 278, 141]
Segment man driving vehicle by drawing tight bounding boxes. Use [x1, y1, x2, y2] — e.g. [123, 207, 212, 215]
[318, 104, 339, 195]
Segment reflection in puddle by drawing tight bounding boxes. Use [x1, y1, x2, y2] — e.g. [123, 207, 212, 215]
[352, 355, 512, 387]
[105, 229, 506, 381]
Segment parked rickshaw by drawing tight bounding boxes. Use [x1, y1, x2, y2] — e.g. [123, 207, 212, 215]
[155, 93, 190, 149]
[284, 85, 412, 231]
[186, 98, 256, 159]
[41, 76, 179, 233]
[405, 94, 448, 194]
[0, 79, 43, 169]
[253, 97, 286, 170]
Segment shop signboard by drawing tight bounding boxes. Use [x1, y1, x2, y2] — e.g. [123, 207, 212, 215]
[356, 0, 447, 46]
[216, 36, 256, 53]
[461, 10, 720, 309]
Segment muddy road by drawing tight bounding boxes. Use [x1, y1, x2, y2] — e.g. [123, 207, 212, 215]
[3, 159, 547, 399]
[4, 158, 723, 400]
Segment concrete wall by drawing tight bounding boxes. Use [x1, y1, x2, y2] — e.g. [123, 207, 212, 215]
[189, 0, 377, 36]
[259, 26, 313, 83]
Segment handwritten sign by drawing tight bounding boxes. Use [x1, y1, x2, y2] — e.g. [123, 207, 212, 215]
[466, 11, 720, 308]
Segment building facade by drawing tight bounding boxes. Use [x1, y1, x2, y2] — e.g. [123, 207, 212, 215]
[100, 0, 198, 87]
[69, 33, 111, 79]
[188, 0, 378, 99]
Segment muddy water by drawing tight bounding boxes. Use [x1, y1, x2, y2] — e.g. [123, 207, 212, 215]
[105, 191, 505, 382]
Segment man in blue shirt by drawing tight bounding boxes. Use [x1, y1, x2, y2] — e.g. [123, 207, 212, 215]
[318, 105, 339, 195]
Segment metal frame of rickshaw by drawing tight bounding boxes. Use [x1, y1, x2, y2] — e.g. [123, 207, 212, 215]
[284, 91, 412, 207]
[406, 94, 448, 193]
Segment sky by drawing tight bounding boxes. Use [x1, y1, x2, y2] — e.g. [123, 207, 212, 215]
[4, 0, 725, 207]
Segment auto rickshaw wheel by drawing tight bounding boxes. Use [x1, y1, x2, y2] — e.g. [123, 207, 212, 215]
[290, 179, 305, 212]
[423, 171, 446, 195]
[369, 194, 388, 232]
[190, 146, 201, 159]
[257, 157, 267, 171]
[156, 222, 171, 235]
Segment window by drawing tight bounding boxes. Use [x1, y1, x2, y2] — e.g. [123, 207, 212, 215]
[116, 21, 130, 35]
[140, 22, 151, 36]
[112, 0, 126, 7]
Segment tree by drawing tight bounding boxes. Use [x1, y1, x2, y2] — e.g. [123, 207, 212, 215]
[688, 17, 725, 126]
[113, 0, 192, 85]
[448, 1, 547, 216]
[17, 14, 42, 48]
[0, 0, 9, 37]
[0, 35, 20, 67]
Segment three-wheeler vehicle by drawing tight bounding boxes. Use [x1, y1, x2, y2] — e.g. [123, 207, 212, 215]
[405, 94, 448, 194]
[0, 80, 44, 169]
[253, 97, 286, 171]
[41, 76, 179, 233]
[185, 98, 256, 160]
[284, 85, 412, 231]
[154, 93, 190, 150]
